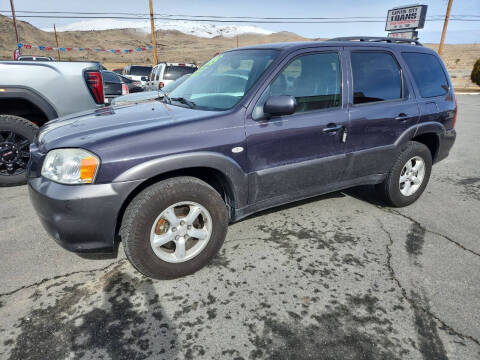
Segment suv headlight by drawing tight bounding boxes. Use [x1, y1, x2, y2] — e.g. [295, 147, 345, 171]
[41, 148, 100, 184]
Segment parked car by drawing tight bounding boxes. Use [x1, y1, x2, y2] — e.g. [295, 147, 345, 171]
[122, 65, 152, 87]
[146, 62, 197, 90]
[118, 74, 143, 93]
[111, 74, 191, 106]
[17, 55, 55, 61]
[28, 38, 457, 279]
[102, 71, 129, 104]
[0, 60, 104, 186]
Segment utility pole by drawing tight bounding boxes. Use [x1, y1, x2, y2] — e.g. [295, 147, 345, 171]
[9, 0, 19, 45]
[54, 24, 61, 61]
[149, 0, 158, 65]
[438, 0, 453, 57]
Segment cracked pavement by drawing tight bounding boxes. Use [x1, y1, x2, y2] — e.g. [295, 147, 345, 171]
[0, 95, 479, 359]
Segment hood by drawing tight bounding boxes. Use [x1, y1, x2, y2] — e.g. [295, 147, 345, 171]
[37, 101, 220, 153]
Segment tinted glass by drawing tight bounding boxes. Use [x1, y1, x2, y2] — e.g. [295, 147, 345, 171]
[168, 50, 279, 111]
[163, 66, 197, 81]
[253, 52, 341, 119]
[130, 66, 152, 76]
[402, 52, 448, 97]
[351, 52, 402, 104]
[120, 75, 133, 84]
[102, 71, 121, 83]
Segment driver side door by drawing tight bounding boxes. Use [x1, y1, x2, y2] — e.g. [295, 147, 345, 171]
[245, 49, 349, 205]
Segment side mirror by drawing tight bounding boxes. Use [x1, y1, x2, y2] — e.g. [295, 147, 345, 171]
[263, 95, 297, 117]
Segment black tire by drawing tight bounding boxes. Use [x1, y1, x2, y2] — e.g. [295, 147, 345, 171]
[121, 176, 229, 279]
[376, 141, 432, 207]
[0, 115, 38, 187]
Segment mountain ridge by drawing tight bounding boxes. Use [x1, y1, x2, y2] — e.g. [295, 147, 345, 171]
[0, 15, 307, 64]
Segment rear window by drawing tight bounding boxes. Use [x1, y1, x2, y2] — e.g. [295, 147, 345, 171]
[163, 66, 197, 81]
[129, 66, 152, 77]
[102, 71, 121, 83]
[351, 52, 403, 104]
[402, 52, 449, 98]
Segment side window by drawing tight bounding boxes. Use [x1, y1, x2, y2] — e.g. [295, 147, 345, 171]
[156, 66, 161, 81]
[402, 52, 448, 97]
[351, 52, 403, 104]
[253, 52, 341, 119]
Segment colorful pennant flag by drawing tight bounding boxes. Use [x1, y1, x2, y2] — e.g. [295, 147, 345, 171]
[16, 43, 153, 55]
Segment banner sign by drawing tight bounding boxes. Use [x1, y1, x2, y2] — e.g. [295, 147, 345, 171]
[17, 43, 153, 54]
[385, 5, 427, 31]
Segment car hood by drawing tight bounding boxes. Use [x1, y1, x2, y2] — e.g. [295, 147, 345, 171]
[36, 101, 220, 153]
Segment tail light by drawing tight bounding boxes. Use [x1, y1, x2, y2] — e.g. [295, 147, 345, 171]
[158, 82, 164, 89]
[453, 95, 458, 128]
[122, 83, 129, 95]
[85, 71, 104, 104]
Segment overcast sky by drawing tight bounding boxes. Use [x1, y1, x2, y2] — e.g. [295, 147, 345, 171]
[6, 0, 480, 43]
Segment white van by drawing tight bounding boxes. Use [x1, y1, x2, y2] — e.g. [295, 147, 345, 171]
[146, 63, 197, 90]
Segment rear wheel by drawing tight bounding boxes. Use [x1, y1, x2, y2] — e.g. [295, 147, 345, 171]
[376, 141, 432, 207]
[121, 176, 229, 279]
[0, 115, 38, 187]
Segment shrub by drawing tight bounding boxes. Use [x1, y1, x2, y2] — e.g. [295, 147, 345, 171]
[471, 58, 480, 86]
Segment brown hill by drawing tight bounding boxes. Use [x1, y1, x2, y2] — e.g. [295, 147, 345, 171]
[0, 15, 306, 64]
[0, 15, 478, 89]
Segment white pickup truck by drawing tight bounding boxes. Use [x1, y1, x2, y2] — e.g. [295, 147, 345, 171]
[0, 60, 105, 186]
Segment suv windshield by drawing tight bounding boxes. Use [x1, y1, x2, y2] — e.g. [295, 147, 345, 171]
[168, 49, 279, 111]
[130, 66, 152, 77]
[164, 66, 197, 81]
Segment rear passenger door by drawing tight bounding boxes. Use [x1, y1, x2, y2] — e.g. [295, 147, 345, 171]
[344, 48, 419, 180]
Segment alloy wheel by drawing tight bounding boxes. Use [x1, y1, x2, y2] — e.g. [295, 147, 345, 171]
[399, 156, 425, 196]
[150, 201, 213, 263]
[0, 130, 30, 176]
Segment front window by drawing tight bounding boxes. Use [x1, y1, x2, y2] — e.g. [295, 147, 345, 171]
[253, 52, 341, 120]
[168, 49, 279, 111]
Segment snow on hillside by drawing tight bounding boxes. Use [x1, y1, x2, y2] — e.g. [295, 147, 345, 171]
[44, 19, 273, 38]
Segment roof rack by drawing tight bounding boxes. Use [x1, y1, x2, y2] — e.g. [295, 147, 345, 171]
[327, 36, 422, 46]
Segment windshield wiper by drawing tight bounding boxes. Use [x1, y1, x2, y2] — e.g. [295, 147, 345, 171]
[162, 92, 172, 104]
[171, 97, 196, 109]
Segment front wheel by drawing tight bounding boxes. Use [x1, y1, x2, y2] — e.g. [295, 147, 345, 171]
[376, 141, 432, 207]
[121, 176, 229, 279]
[0, 115, 38, 187]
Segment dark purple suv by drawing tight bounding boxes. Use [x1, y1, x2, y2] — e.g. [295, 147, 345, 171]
[28, 38, 457, 279]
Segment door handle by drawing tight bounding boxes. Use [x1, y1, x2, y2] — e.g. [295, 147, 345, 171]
[322, 124, 343, 133]
[395, 113, 409, 121]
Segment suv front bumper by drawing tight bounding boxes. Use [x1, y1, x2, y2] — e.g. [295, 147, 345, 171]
[28, 177, 142, 253]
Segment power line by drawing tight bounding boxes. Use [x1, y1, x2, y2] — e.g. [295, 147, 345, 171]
[1, 14, 479, 24]
[1, 10, 479, 21]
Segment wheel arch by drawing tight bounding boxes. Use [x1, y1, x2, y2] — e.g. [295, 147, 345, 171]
[0, 86, 58, 125]
[113, 153, 249, 238]
[396, 122, 444, 163]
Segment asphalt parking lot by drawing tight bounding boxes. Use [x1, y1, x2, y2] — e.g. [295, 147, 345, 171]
[0, 94, 479, 360]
